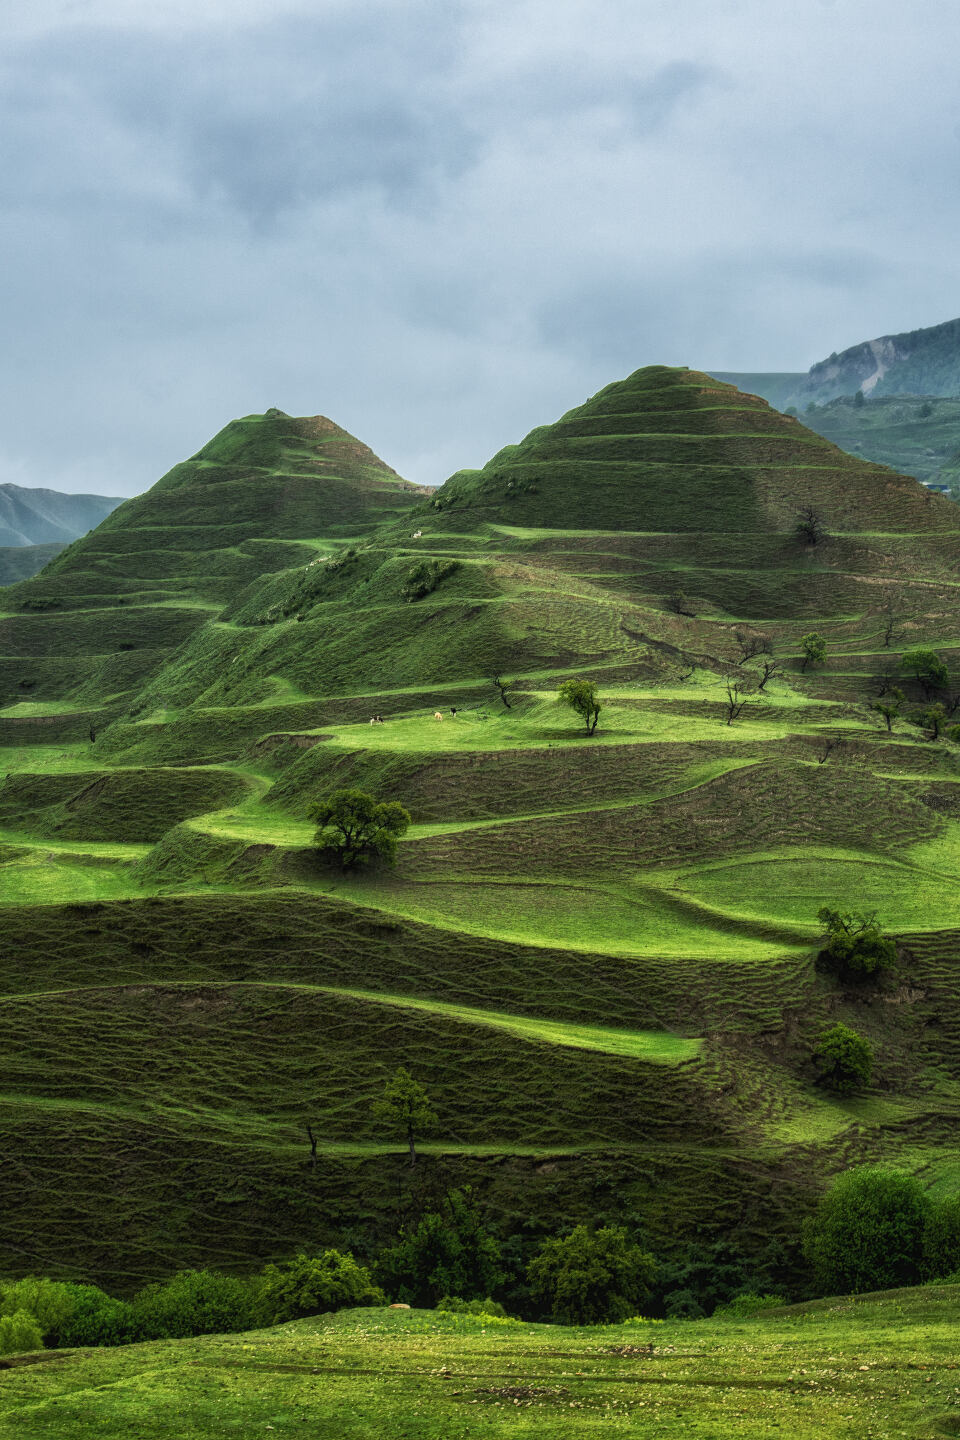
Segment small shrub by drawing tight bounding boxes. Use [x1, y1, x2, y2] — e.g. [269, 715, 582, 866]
[436, 1295, 507, 1317]
[400, 560, 459, 602]
[259, 1251, 383, 1323]
[712, 1292, 786, 1319]
[0, 1311, 43, 1356]
[57, 1287, 133, 1348]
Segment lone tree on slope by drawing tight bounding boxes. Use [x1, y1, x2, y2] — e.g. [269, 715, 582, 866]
[373, 1067, 437, 1167]
[817, 907, 896, 980]
[800, 632, 827, 672]
[558, 677, 601, 734]
[309, 788, 411, 869]
[813, 1023, 874, 1095]
[900, 646, 948, 698]
[871, 687, 904, 732]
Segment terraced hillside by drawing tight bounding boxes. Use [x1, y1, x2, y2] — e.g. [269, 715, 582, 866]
[2, 367, 959, 1291]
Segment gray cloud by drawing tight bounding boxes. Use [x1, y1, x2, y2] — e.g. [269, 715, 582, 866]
[0, 0, 959, 495]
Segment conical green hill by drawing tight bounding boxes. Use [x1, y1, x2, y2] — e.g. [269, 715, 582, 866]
[0, 411, 423, 713]
[429, 365, 959, 535]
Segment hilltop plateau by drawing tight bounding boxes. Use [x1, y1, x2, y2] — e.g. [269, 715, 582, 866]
[0, 367, 958, 1308]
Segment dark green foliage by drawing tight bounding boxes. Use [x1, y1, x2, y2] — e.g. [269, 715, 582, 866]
[901, 646, 949, 696]
[400, 559, 459, 601]
[374, 1190, 503, 1308]
[817, 907, 896, 979]
[800, 632, 827, 670]
[916, 702, 948, 739]
[657, 1238, 789, 1320]
[557, 677, 601, 734]
[372, 1067, 438, 1166]
[802, 1168, 931, 1294]
[309, 788, 411, 868]
[924, 1195, 960, 1280]
[712, 1292, 786, 1318]
[258, 1251, 383, 1322]
[435, 1295, 508, 1316]
[130, 1269, 262, 1341]
[813, 1023, 873, 1095]
[526, 1224, 657, 1324]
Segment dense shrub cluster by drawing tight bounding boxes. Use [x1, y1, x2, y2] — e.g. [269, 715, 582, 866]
[1, 1172, 957, 1357]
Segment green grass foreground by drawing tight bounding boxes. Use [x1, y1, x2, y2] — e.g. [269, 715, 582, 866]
[0, 1289, 957, 1438]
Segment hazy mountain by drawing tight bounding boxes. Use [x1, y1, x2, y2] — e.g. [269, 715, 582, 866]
[712, 315, 960, 411]
[0, 483, 122, 547]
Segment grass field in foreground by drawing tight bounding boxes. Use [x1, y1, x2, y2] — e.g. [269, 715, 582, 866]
[0, 1288, 957, 1439]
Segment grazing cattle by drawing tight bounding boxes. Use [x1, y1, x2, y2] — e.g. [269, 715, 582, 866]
[412, 530, 423, 539]
[433, 712, 443, 721]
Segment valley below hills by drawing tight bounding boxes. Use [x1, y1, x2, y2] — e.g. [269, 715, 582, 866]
[0, 367, 958, 1433]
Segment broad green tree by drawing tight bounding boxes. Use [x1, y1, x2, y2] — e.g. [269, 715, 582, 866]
[817, 907, 896, 979]
[900, 646, 948, 697]
[374, 1190, 502, 1305]
[800, 632, 827, 671]
[802, 1168, 930, 1294]
[309, 788, 410, 869]
[527, 1224, 657, 1324]
[813, 1023, 873, 1095]
[558, 677, 601, 734]
[373, 1067, 437, 1167]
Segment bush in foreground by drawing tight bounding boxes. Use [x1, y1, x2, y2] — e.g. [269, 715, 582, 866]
[0, 1311, 43, 1356]
[527, 1225, 657, 1325]
[259, 1251, 383, 1324]
[131, 1269, 263, 1341]
[802, 1168, 930, 1294]
[375, 1190, 503, 1308]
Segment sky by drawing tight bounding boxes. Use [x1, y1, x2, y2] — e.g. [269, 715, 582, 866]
[2, 0, 960, 497]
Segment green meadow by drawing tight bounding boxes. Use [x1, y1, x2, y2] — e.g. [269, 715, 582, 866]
[0, 1290, 957, 1439]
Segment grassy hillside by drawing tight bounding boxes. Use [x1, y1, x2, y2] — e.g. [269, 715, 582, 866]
[0, 1289, 956, 1438]
[0, 543, 65, 586]
[0, 367, 958, 1295]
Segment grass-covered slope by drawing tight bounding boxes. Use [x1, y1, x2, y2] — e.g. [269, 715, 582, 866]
[0, 368, 959, 1288]
[0, 1290, 956, 1439]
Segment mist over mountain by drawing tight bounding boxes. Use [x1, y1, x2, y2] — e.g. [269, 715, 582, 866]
[0, 483, 122, 547]
[713, 315, 960, 411]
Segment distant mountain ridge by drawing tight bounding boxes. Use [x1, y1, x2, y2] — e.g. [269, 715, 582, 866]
[0, 483, 122, 547]
[712, 315, 960, 411]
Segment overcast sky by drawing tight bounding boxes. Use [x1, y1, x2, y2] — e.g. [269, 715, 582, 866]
[2, 0, 959, 496]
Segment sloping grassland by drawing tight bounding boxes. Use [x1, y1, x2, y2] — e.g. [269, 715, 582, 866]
[0, 372, 958, 1290]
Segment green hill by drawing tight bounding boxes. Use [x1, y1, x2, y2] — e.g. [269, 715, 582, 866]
[0, 367, 958, 1300]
